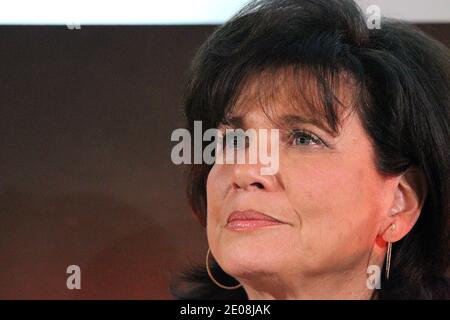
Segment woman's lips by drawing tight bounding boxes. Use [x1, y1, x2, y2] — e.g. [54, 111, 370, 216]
[225, 210, 285, 231]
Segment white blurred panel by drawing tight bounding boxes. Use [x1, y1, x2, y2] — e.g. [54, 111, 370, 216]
[0, 0, 448, 25]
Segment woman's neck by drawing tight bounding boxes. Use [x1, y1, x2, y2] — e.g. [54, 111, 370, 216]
[241, 268, 376, 300]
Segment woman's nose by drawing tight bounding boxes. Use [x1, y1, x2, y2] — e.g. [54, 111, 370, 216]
[231, 163, 279, 192]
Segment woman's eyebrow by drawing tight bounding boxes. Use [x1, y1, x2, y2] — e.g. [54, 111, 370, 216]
[221, 114, 337, 137]
[280, 114, 337, 137]
[221, 116, 244, 128]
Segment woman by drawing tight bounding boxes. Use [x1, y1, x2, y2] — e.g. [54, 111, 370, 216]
[172, 0, 450, 299]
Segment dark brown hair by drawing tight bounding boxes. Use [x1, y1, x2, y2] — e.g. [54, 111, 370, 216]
[172, 0, 450, 299]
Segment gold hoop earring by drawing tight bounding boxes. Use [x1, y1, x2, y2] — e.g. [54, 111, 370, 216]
[206, 248, 242, 290]
[386, 223, 395, 280]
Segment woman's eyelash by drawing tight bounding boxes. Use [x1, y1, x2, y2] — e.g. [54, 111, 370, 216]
[217, 126, 328, 149]
[217, 127, 247, 149]
[288, 129, 326, 147]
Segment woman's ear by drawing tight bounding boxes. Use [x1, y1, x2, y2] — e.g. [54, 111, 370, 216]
[381, 167, 428, 243]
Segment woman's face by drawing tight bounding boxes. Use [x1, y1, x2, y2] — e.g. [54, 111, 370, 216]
[206, 75, 397, 289]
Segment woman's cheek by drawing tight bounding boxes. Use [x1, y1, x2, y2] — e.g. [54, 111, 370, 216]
[206, 165, 224, 208]
[291, 156, 382, 257]
[206, 165, 229, 236]
[282, 157, 370, 239]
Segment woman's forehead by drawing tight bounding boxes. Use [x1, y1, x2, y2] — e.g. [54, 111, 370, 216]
[225, 68, 357, 133]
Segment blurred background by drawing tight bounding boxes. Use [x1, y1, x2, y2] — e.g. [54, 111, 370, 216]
[0, 1, 449, 299]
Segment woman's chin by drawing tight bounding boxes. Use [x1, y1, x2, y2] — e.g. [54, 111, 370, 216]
[220, 258, 273, 280]
[212, 225, 297, 277]
[215, 243, 285, 279]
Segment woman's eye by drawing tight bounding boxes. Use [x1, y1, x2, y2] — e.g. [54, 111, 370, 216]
[289, 130, 324, 147]
[222, 131, 246, 149]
